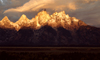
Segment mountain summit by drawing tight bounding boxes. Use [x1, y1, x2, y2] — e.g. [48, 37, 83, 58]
[0, 16, 16, 29]
[0, 11, 87, 31]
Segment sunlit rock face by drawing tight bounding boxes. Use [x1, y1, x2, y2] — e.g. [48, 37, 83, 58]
[0, 11, 100, 46]
[0, 16, 15, 29]
[0, 11, 87, 31]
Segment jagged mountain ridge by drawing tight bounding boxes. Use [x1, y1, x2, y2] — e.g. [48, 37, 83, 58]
[0, 11, 87, 31]
[0, 11, 100, 46]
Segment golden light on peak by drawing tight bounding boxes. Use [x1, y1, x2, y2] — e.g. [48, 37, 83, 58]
[22, 14, 27, 18]
[36, 11, 50, 26]
[72, 17, 79, 22]
[0, 11, 86, 31]
[66, 14, 70, 18]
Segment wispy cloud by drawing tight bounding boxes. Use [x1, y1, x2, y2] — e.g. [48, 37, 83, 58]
[4, 0, 81, 14]
[4, 0, 54, 13]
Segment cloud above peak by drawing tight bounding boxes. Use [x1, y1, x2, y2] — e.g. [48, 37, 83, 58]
[4, 0, 80, 14]
[4, 0, 98, 14]
[4, 0, 54, 13]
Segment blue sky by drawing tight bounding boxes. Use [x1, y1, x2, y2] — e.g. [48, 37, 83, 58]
[0, 0, 100, 27]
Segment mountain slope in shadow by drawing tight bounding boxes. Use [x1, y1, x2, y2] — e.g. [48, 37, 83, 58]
[0, 25, 100, 47]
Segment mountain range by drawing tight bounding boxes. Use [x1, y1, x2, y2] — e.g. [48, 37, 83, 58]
[0, 11, 100, 47]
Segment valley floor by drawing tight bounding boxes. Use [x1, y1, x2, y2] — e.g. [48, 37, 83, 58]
[0, 47, 100, 53]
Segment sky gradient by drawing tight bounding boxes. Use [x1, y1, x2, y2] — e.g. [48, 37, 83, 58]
[0, 0, 100, 27]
